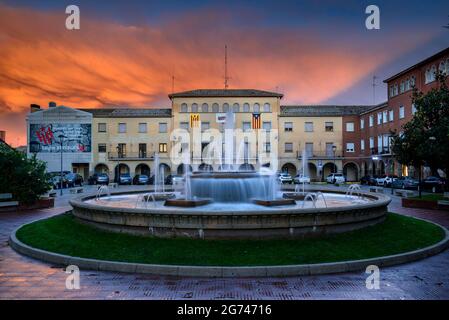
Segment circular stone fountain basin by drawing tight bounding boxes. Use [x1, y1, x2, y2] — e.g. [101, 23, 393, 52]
[70, 188, 391, 240]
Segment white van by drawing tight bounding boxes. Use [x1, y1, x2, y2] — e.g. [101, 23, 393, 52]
[326, 173, 346, 184]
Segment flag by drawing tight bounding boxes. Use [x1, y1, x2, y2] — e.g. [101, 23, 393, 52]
[190, 114, 200, 128]
[252, 113, 261, 129]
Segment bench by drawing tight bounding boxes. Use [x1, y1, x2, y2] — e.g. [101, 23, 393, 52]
[369, 186, 384, 193]
[70, 187, 84, 194]
[394, 189, 414, 198]
[108, 183, 118, 189]
[444, 192, 449, 199]
[0, 193, 19, 208]
[437, 200, 449, 211]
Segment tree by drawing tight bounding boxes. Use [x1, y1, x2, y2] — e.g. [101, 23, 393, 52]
[0, 143, 51, 204]
[391, 72, 449, 192]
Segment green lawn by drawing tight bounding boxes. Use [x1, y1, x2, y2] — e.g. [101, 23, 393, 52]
[16, 213, 445, 266]
[410, 194, 447, 202]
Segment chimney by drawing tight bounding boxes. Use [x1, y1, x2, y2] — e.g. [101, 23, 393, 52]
[49, 101, 57, 108]
[30, 104, 41, 113]
[0, 131, 5, 141]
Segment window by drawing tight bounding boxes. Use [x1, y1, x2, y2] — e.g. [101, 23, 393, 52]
[159, 122, 167, 133]
[262, 121, 271, 131]
[382, 111, 388, 123]
[394, 84, 398, 96]
[263, 103, 271, 112]
[346, 143, 355, 153]
[405, 78, 411, 91]
[377, 135, 383, 150]
[425, 65, 436, 84]
[222, 103, 229, 113]
[181, 103, 188, 113]
[118, 123, 126, 133]
[400, 81, 404, 93]
[439, 61, 446, 74]
[325, 122, 334, 132]
[243, 103, 250, 112]
[304, 122, 313, 132]
[389, 110, 394, 122]
[201, 121, 210, 132]
[232, 103, 240, 112]
[98, 144, 106, 153]
[138, 143, 147, 158]
[159, 143, 167, 153]
[117, 143, 126, 158]
[284, 122, 293, 132]
[377, 112, 382, 125]
[383, 134, 390, 153]
[243, 122, 251, 132]
[389, 86, 394, 98]
[410, 75, 416, 87]
[138, 123, 147, 133]
[346, 122, 354, 132]
[264, 143, 271, 153]
[180, 122, 189, 130]
[98, 123, 107, 133]
[253, 103, 260, 113]
[305, 143, 313, 157]
[399, 106, 405, 119]
[369, 137, 374, 149]
[369, 115, 374, 127]
[191, 103, 198, 113]
[361, 139, 365, 151]
[201, 103, 209, 112]
[412, 103, 417, 115]
[360, 119, 365, 130]
[212, 103, 219, 113]
[284, 143, 293, 153]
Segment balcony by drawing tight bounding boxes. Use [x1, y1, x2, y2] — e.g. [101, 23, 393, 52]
[108, 152, 155, 161]
[370, 147, 392, 155]
[296, 151, 343, 159]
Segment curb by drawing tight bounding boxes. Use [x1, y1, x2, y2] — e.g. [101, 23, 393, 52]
[9, 216, 449, 278]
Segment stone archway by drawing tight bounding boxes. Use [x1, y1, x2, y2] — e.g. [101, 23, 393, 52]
[239, 163, 255, 171]
[307, 163, 318, 181]
[343, 162, 359, 182]
[135, 163, 150, 176]
[94, 163, 109, 174]
[198, 163, 213, 172]
[114, 163, 130, 182]
[322, 162, 337, 180]
[177, 164, 193, 175]
[281, 163, 297, 176]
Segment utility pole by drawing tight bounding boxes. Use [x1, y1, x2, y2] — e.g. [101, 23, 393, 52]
[171, 74, 175, 94]
[372, 75, 377, 104]
[224, 45, 230, 89]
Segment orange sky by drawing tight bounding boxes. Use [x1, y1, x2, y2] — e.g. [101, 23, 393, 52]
[0, 4, 437, 147]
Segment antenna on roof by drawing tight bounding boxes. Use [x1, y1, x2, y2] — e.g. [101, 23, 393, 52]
[171, 74, 175, 94]
[372, 75, 377, 104]
[224, 45, 230, 89]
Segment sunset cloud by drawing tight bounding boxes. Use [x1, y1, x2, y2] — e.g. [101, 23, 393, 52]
[0, 4, 438, 146]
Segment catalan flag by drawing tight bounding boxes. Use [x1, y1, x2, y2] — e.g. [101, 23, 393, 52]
[252, 113, 261, 129]
[190, 114, 200, 128]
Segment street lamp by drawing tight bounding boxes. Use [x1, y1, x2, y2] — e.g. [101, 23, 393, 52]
[332, 145, 337, 173]
[116, 145, 120, 183]
[58, 134, 66, 196]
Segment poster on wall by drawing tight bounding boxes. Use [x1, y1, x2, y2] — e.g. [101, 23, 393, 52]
[29, 123, 92, 153]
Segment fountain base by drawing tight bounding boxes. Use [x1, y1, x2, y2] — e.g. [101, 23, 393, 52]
[252, 198, 296, 206]
[164, 198, 212, 207]
[283, 193, 317, 201]
[143, 193, 175, 201]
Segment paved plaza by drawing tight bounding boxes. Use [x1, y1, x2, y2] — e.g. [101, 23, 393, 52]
[0, 185, 448, 300]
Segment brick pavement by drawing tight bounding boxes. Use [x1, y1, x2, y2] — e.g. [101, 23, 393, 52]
[0, 187, 448, 300]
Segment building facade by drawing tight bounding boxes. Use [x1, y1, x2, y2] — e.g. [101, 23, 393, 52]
[26, 47, 449, 182]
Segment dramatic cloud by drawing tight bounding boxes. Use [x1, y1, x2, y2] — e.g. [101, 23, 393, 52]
[0, 4, 437, 146]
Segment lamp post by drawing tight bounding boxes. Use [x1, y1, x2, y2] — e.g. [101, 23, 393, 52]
[116, 145, 120, 184]
[58, 134, 66, 196]
[332, 145, 337, 173]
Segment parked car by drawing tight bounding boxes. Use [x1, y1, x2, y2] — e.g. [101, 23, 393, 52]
[171, 175, 185, 185]
[422, 176, 446, 192]
[376, 175, 398, 187]
[51, 175, 68, 189]
[65, 173, 84, 187]
[326, 173, 346, 184]
[164, 174, 174, 185]
[360, 175, 372, 185]
[133, 174, 149, 185]
[88, 173, 109, 185]
[294, 174, 310, 184]
[118, 173, 132, 185]
[278, 173, 293, 184]
[392, 176, 419, 190]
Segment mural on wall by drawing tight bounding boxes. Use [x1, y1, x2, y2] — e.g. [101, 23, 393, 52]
[29, 123, 91, 153]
